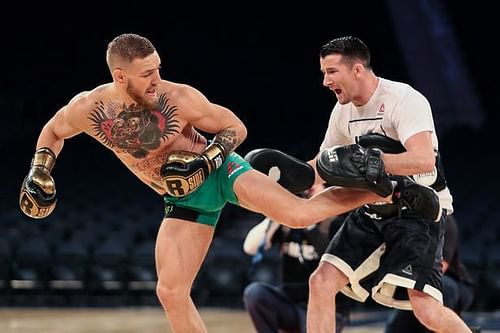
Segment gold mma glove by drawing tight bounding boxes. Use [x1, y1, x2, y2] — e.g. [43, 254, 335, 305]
[161, 142, 227, 197]
[19, 147, 57, 218]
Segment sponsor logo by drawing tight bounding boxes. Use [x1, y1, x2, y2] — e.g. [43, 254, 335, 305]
[227, 161, 244, 178]
[187, 170, 204, 189]
[412, 167, 438, 186]
[363, 211, 382, 220]
[164, 204, 174, 215]
[327, 149, 339, 164]
[213, 155, 223, 169]
[19, 191, 54, 218]
[377, 103, 385, 115]
[164, 169, 205, 197]
[402, 264, 413, 275]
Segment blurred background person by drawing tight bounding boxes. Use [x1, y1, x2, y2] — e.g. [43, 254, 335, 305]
[242, 184, 351, 333]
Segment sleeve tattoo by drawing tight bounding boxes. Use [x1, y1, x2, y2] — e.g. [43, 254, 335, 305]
[214, 128, 241, 153]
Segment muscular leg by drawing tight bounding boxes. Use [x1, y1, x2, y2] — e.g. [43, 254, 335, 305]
[234, 170, 381, 228]
[408, 289, 472, 333]
[307, 262, 349, 333]
[385, 309, 427, 333]
[155, 218, 214, 333]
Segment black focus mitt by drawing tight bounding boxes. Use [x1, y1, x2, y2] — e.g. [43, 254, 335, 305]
[316, 144, 393, 197]
[244, 148, 314, 193]
[358, 133, 406, 154]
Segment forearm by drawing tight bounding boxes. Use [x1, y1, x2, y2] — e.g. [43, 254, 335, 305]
[213, 125, 246, 154]
[36, 120, 65, 156]
[383, 151, 435, 175]
[316, 187, 385, 215]
[35, 110, 82, 156]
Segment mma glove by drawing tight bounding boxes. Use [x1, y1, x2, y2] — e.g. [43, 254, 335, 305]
[19, 147, 57, 219]
[161, 141, 227, 197]
[365, 176, 442, 222]
[317, 144, 393, 197]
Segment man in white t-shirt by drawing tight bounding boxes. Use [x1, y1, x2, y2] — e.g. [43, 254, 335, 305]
[306, 36, 472, 333]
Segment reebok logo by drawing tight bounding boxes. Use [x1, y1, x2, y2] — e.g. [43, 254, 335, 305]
[402, 264, 413, 275]
[377, 103, 385, 115]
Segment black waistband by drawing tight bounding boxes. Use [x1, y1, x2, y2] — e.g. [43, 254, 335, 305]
[164, 204, 200, 223]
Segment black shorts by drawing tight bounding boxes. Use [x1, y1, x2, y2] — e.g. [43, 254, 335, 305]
[321, 207, 446, 310]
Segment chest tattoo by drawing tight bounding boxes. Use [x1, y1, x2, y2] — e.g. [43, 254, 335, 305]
[88, 93, 180, 158]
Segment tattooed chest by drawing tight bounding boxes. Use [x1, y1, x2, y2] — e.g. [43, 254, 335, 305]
[88, 94, 181, 158]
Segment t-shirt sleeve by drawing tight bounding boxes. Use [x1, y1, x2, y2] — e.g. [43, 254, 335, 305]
[393, 87, 436, 145]
[319, 105, 350, 152]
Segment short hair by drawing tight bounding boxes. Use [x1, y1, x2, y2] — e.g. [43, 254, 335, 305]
[319, 36, 371, 69]
[106, 33, 156, 70]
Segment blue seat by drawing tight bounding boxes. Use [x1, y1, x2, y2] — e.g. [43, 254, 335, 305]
[127, 240, 156, 292]
[49, 239, 89, 290]
[88, 238, 127, 292]
[11, 236, 50, 289]
[0, 237, 12, 290]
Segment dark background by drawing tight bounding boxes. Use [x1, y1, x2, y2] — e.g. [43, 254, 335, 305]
[2, 2, 497, 207]
[1, 1, 499, 311]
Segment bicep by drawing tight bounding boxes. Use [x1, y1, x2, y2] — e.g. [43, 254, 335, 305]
[51, 106, 84, 139]
[404, 131, 434, 154]
[404, 132, 435, 165]
[37, 105, 83, 154]
[193, 102, 245, 135]
[384, 131, 435, 174]
[183, 86, 246, 135]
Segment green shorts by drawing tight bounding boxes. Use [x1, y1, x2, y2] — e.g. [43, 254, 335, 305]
[163, 152, 252, 227]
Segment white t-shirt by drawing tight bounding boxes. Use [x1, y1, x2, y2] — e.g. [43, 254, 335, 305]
[319, 77, 453, 212]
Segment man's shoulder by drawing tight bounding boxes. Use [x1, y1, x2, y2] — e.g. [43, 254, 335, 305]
[380, 77, 413, 92]
[67, 83, 111, 109]
[160, 80, 195, 97]
[380, 78, 424, 99]
[160, 80, 212, 114]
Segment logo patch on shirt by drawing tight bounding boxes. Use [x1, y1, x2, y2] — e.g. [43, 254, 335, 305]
[377, 103, 385, 116]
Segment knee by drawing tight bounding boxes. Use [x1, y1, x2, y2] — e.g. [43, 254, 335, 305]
[410, 295, 442, 328]
[156, 279, 190, 310]
[309, 265, 343, 295]
[243, 282, 267, 308]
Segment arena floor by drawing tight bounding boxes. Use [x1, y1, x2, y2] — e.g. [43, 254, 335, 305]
[0, 307, 498, 332]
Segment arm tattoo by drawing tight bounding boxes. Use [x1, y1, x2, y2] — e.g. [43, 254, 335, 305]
[214, 128, 240, 153]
